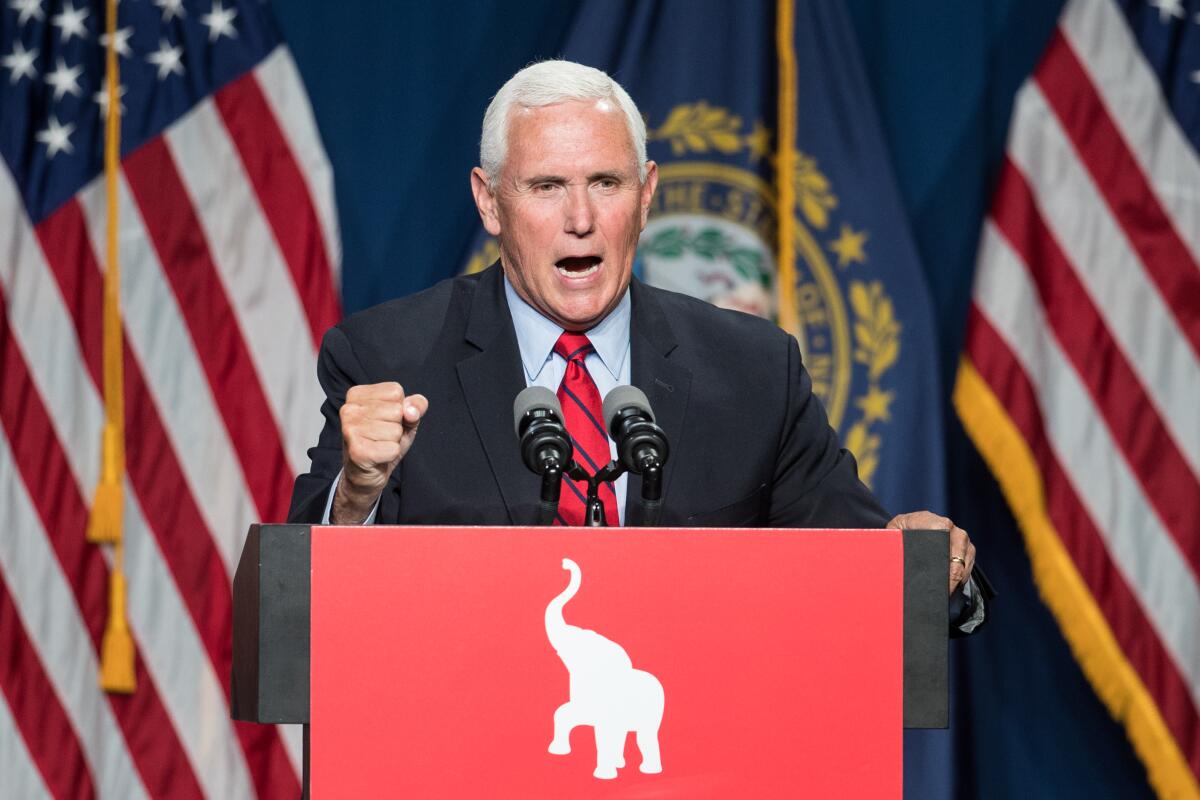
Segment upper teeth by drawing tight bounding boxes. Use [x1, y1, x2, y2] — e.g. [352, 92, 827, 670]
[559, 262, 599, 276]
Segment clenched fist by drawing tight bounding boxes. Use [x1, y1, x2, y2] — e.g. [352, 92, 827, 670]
[331, 382, 429, 524]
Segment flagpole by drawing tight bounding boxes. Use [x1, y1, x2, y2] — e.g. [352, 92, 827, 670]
[775, 0, 800, 338]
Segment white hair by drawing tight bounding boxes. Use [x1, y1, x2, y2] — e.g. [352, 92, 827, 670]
[480, 60, 647, 187]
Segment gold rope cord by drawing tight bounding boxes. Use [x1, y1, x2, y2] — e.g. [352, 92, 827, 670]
[91, 0, 135, 694]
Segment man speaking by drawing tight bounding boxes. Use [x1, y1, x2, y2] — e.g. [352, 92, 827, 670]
[288, 60, 984, 621]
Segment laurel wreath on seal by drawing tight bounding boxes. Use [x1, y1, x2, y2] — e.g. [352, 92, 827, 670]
[647, 101, 902, 489]
[648, 102, 745, 155]
[639, 226, 773, 289]
[648, 102, 839, 231]
[845, 280, 900, 487]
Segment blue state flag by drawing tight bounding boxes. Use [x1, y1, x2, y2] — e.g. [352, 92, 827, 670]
[550, 1, 947, 516]
[556, 1, 953, 796]
[464, 2, 946, 516]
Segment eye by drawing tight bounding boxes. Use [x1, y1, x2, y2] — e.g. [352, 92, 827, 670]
[595, 177, 620, 190]
[532, 182, 560, 195]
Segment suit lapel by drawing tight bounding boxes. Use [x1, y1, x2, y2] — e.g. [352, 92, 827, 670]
[627, 280, 692, 525]
[456, 265, 531, 524]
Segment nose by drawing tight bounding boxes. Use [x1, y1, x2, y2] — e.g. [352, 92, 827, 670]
[563, 184, 595, 236]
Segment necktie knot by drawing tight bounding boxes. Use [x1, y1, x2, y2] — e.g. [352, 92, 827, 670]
[554, 332, 594, 364]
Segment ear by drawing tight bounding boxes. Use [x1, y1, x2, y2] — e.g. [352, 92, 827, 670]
[638, 161, 659, 230]
[471, 167, 503, 237]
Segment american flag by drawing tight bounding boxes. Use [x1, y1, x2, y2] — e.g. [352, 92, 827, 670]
[0, 0, 340, 796]
[955, 0, 1199, 796]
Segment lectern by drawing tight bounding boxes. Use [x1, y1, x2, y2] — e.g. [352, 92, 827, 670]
[232, 525, 947, 798]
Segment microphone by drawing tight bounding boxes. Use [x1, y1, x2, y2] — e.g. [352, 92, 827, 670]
[603, 386, 669, 525]
[603, 385, 669, 474]
[513, 386, 572, 525]
[513, 386, 572, 476]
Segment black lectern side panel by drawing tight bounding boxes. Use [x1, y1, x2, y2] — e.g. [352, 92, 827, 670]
[231, 525, 948, 728]
[231, 524, 311, 723]
[903, 529, 949, 729]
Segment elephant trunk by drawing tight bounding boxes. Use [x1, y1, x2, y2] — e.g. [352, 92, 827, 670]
[545, 558, 581, 651]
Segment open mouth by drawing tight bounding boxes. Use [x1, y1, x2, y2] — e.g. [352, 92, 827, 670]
[555, 256, 602, 278]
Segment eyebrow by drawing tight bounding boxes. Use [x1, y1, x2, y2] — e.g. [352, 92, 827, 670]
[522, 170, 631, 185]
[523, 174, 567, 185]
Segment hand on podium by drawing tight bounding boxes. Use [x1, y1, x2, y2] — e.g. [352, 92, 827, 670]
[887, 510, 976, 594]
[332, 382, 428, 524]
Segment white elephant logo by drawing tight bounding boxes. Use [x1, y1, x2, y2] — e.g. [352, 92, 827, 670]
[545, 558, 665, 780]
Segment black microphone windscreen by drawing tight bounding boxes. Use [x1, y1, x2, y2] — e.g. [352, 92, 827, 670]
[513, 385, 562, 436]
[602, 384, 654, 430]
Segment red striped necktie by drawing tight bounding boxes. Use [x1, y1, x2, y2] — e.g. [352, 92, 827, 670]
[553, 332, 620, 526]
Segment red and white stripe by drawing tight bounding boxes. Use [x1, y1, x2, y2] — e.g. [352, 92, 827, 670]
[0, 45, 339, 798]
[961, 0, 1200, 791]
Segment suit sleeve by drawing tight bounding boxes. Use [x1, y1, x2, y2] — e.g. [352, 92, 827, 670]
[287, 325, 368, 524]
[767, 333, 891, 528]
[766, 335, 992, 631]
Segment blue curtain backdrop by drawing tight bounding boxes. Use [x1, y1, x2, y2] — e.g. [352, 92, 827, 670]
[270, 1, 1155, 797]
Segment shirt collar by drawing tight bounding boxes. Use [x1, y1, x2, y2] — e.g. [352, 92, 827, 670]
[503, 273, 631, 383]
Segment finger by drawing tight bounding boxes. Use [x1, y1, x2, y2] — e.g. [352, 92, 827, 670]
[359, 401, 407, 423]
[340, 395, 407, 426]
[948, 525, 969, 559]
[347, 381, 406, 405]
[950, 526, 975, 579]
[353, 419, 404, 443]
[346, 437, 402, 470]
[887, 511, 952, 531]
[948, 526, 970, 592]
[401, 393, 429, 428]
[949, 556, 967, 593]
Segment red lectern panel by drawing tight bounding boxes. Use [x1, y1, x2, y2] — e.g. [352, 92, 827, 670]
[311, 527, 902, 799]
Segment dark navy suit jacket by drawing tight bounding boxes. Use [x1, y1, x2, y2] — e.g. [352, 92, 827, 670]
[289, 263, 890, 530]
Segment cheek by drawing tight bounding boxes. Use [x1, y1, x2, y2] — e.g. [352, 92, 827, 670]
[509, 210, 561, 250]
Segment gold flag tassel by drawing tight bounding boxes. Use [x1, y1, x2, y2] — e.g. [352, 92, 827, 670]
[774, 0, 801, 339]
[99, 547, 136, 692]
[86, 423, 123, 543]
[92, 0, 135, 694]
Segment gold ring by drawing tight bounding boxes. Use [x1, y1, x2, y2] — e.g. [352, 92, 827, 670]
[949, 556, 967, 566]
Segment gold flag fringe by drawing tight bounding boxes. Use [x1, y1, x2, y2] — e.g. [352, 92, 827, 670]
[954, 358, 1199, 800]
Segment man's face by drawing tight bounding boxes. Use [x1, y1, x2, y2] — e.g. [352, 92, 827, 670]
[471, 99, 658, 332]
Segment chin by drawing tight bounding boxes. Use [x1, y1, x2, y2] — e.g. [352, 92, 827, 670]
[544, 298, 603, 329]
[554, 315, 600, 333]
